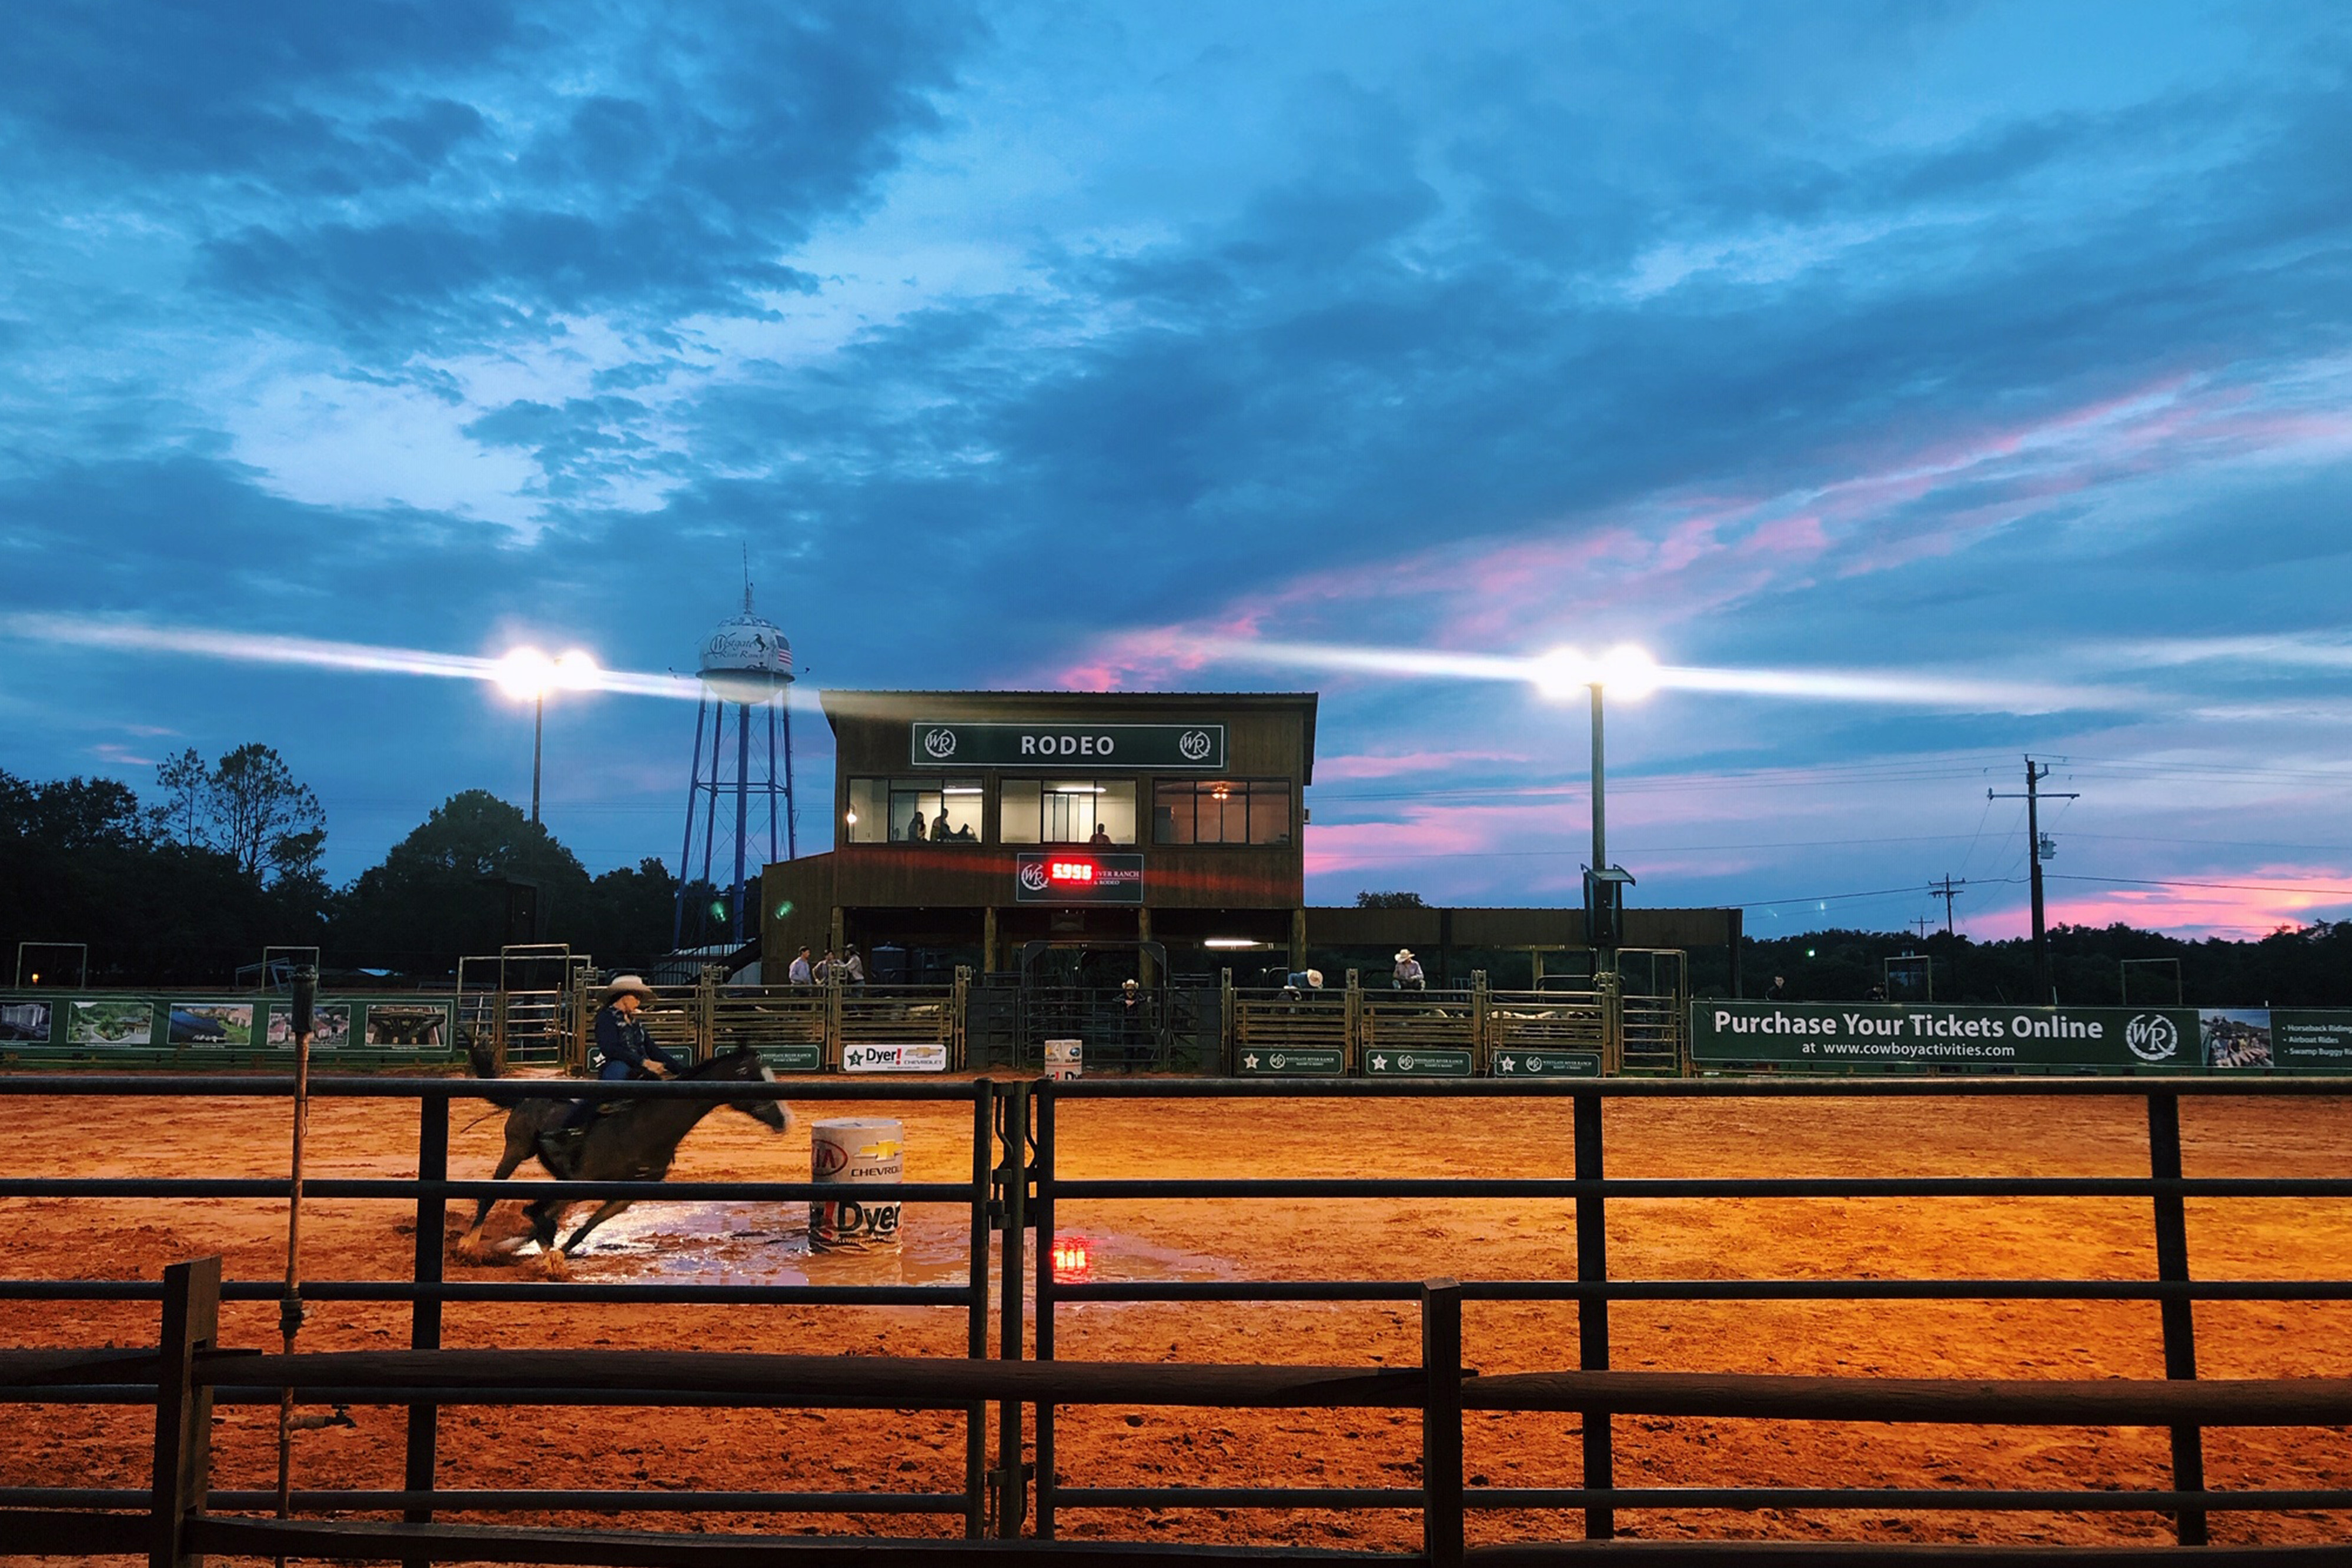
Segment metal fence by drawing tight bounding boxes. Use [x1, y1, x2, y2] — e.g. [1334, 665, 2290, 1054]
[0, 1073, 1005, 1542]
[6, 1074, 2352, 1562]
[1024, 1075, 2352, 1552]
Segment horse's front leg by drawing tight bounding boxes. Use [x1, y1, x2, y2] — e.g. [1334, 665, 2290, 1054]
[458, 1121, 534, 1259]
[559, 1199, 635, 1257]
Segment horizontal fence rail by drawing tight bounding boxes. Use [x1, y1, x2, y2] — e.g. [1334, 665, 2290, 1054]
[2, 1072, 2351, 1562]
[1028, 1075, 2352, 1557]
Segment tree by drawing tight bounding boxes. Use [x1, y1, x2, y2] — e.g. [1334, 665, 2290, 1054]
[338, 791, 593, 972]
[151, 748, 209, 847]
[148, 743, 326, 884]
[211, 744, 325, 882]
[1355, 890, 1427, 908]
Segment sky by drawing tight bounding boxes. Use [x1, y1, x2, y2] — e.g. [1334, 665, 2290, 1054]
[2, 1, 2349, 940]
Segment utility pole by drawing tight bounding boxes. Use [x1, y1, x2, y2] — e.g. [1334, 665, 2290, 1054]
[1990, 758, 2077, 1005]
[1929, 875, 1965, 938]
[1910, 915, 1935, 941]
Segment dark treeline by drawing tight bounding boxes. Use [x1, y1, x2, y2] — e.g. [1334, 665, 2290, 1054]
[1, 748, 706, 987]
[1738, 924, 2352, 1009]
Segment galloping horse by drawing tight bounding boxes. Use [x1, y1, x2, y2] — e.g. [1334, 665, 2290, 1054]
[457, 1047, 791, 1268]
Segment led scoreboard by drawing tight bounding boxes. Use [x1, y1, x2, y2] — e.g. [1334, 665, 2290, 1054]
[1014, 851, 1145, 905]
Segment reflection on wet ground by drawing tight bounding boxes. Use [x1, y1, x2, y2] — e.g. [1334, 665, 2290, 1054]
[517, 1202, 1231, 1291]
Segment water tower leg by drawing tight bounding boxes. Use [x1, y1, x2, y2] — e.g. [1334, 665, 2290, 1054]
[673, 697, 709, 950]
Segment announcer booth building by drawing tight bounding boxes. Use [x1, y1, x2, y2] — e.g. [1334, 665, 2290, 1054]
[761, 691, 1318, 982]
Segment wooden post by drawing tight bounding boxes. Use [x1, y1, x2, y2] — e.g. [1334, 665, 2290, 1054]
[152, 1256, 220, 1568]
[1289, 907, 1307, 972]
[1219, 969, 1235, 1074]
[983, 906, 998, 975]
[2149, 1092, 2207, 1545]
[1575, 1091, 1613, 1539]
[1344, 969, 1362, 1071]
[694, 966, 719, 1061]
[1471, 969, 1488, 1070]
[952, 966, 971, 1071]
[1421, 1278, 1465, 1568]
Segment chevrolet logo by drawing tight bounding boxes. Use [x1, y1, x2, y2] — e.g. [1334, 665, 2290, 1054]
[858, 1140, 902, 1160]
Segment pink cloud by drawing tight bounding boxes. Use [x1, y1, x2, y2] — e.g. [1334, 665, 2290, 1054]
[1037, 363, 2352, 695]
[1315, 747, 1529, 781]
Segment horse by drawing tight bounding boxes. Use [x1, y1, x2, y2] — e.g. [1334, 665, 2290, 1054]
[456, 1046, 791, 1271]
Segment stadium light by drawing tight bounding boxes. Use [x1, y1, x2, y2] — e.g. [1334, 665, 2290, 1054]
[498, 646, 602, 825]
[1535, 644, 1656, 964]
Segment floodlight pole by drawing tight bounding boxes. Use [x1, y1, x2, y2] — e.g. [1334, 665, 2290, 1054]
[1589, 683, 1606, 875]
[530, 692, 544, 826]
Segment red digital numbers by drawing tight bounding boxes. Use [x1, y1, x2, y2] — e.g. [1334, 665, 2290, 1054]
[1048, 860, 1097, 882]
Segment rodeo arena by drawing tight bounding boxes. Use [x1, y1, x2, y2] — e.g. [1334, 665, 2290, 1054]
[5, 625, 2352, 1568]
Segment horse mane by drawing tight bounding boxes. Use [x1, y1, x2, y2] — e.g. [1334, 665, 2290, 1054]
[677, 1047, 759, 1078]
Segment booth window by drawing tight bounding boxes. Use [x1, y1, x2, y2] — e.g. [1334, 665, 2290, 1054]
[845, 778, 983, 844]
[1000, 779, 1137, 844]
[1153, 779, 1292, 845]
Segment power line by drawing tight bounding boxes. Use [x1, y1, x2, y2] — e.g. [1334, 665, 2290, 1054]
[2045, 872, 2352, 897]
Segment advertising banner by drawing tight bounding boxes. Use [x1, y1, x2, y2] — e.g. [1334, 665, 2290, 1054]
[762, 1044, 824, 1074]
[911, 720, 1225, 770]
[1235, 1047, 1345, 1075]
[843, 1042, 948, 1072]
[0, 999, 56, 1047]
[1693, 1001, 2201, 1071]
[1491, 1049, 1603, 1078]
[169, 1002, 254, 1047]
[1014, 851, 1145, 905]
[2199, 1009, 2352, 1071]
[1362, 1048, 1474, 1078]
[264, 1001, 352, 1048]
[2273, 1011, 2352, 1071]
[68, 999, 157, 1047]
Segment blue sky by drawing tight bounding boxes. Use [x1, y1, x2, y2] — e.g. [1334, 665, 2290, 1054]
[4, 1, 2349, 937]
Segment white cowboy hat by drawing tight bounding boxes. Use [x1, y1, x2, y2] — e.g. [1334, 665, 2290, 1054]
[601, 974, 656, 1005]
[1305, 969, 1324, 988]
[1395, 949, 1415, 962]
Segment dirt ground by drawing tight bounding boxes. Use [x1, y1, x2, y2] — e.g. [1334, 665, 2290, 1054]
[1, 1074, 2348, 1557]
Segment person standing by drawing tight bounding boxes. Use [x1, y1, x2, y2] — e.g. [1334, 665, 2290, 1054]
[843, 945, 866, 993]
[787, 945, 814, 986]
[1392, 948, 1426, 991]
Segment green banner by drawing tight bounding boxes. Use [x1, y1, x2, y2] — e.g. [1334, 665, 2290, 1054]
[1694, 1001, 2202, 1070]
[763, 1044, 824, 1074]
[910, 720, 1225, 769]
[1235, 1046, 1344, 1075]
[1362, 1047, 1473, 1078]
[1491, 1049, 1602, 1078]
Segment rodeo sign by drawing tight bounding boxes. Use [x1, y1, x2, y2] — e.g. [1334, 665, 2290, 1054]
[1693, 1001, 2202, 1071]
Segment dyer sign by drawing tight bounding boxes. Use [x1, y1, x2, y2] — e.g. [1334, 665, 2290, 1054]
[1693, 1001, 2201, 1071]
[1014, 851, 1145, 905]
[910, 721, 1225, 769]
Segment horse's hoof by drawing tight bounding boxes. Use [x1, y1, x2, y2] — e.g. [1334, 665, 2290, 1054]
[536, 1249, 570, 1280]
[455, 1234, 483, 1262]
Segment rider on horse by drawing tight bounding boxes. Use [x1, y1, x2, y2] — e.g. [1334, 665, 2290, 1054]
[539, 975, 683, 1167]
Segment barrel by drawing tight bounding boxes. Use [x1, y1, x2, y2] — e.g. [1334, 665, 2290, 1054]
[1044, 1038, 1084, 1081]
[808, 1117, 904, 1252]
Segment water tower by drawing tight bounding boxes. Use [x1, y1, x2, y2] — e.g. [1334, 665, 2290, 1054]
[673, 586, 797, 949]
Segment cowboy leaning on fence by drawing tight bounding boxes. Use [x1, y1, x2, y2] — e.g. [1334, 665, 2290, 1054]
[540, 975, 682, 1163]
